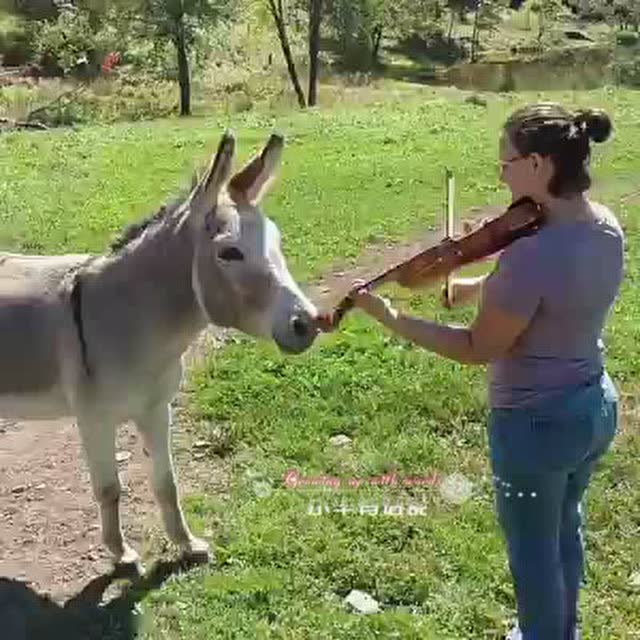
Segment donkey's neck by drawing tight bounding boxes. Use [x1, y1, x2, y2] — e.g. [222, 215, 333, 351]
[94, 212, 207, 366]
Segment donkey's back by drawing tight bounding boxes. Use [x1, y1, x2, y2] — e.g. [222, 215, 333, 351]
[0, 252, 90, 417]
[0, 131, 321, 571]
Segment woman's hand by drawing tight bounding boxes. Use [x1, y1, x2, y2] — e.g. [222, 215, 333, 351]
[440, 283, 454, 309]
[314, 281, 396, 334]
[440, 280, 464, 309]
[349, 280, 397, 322]
[314, 312, 336, 333]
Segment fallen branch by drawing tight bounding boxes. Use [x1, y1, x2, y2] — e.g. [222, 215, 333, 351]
[0, 117, 48, 131]
[0, 68, 23, 79]
[25, 82, 87, 124]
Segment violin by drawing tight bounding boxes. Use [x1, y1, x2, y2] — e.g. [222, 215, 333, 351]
[318, 197, 546, 332]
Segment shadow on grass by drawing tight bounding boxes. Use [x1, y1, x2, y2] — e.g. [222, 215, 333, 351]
[0, 556, 203, 640]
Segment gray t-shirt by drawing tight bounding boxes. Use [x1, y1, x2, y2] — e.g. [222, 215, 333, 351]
[482, 207, 624, 409]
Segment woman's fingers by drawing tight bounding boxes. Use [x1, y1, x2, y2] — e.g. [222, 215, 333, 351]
[350, 278, 369, 292]
[315, 312, 336, 333]
[441, 284, 453, 309]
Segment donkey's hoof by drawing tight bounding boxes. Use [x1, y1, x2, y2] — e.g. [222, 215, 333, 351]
[113, 545, 145, 577]
[181, 537, 211, 565]
[113, 560, 145, 579]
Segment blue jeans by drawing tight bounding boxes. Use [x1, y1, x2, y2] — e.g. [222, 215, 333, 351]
[489, 372, 618, 640]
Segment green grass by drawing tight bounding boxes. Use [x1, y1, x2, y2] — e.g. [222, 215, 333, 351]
[1, 86, 639, 638]
[1, 86, 505, 267]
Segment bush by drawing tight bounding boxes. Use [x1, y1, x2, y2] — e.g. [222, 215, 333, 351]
[32, 7, 118, 78]
[616, 31, 639, 47]
[0, 25, 35, 66]
[617, 59, 640, 87]
[121, 37, 176, 81]
[87, 77, 178, 122]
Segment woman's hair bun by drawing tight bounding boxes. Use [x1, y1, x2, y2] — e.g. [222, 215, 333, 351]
[574, 108, 613, 143]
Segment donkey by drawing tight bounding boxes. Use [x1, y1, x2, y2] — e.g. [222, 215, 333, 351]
[0, 132, 320, 570]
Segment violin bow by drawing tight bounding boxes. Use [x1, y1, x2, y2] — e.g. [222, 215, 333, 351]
[443, 168, 455, 307]
[322, 188, 544, 332]
[328, 169, 458, 329]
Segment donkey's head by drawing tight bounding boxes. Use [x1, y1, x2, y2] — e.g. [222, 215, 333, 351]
[186, 131, 319, 354]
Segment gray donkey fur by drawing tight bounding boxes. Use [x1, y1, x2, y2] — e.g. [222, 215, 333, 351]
[0, 132, 320, 569]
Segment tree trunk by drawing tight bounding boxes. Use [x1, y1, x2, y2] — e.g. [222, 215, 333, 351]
[174, 14, 191, 117]
[447, 10, 456, 42]
[268, 0, 307, 109]
[471, 5, 480, 63]
[308, 0, 323, 107]
[458, 5, 465, 22]
[371, 25, 383, 65]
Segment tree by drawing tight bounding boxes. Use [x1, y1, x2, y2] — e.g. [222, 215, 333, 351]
[267, 0, 307, 107]
[1, 1, 122, 75]
[137, 1, 232, 116]
[308, 0, 323, 106]
[33, 5, 108, 75]
[81, 0, 231, 116]
[10, 0, 59, 19]
[470, 0, 508, 62]
[327, 0, 439, 68]
[530, 0, 565, 47]
[267, 0, 325, 108]
[611, 0, 639, 30]
[446, 0, 478, 41]
[358, 0, 395, 65]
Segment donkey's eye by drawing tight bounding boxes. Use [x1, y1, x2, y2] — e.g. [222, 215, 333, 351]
[219, 247, 244, 262]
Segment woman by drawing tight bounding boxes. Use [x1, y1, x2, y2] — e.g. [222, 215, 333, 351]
[348, 103, 624, 639]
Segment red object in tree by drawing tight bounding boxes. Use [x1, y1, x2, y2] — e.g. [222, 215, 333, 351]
[101, 52, 121, 74]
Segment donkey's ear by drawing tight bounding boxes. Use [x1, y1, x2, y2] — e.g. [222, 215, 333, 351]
[228, 134, 284, 205]
[191, 131, 235, 217]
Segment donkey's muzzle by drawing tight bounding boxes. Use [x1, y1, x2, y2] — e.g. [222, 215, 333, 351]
[273, 312, 317, 354]
[291, 315, 310, 338]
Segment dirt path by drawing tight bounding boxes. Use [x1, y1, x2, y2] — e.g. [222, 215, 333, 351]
[0, 330, 232, 604]
[1, 418, 147, 600]
[0, 194, 632, 606]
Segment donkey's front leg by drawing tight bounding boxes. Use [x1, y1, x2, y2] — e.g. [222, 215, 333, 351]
[135, 403, 211, 563]
[77, 418, 141, 570]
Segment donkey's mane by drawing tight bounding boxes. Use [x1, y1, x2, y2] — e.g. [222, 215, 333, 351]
[109, 190, 190, 254]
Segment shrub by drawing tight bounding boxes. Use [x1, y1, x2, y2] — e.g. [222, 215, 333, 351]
[616, 31, 639, 47]
[0, 25, 35, 66]
[617, 59, 640, 87]
[32, 7, 118, 78]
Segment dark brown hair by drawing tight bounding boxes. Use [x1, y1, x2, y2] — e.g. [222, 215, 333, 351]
[504, 102, 613, 196]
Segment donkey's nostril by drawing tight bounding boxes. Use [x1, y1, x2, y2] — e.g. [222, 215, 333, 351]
[291, 316, 308, 337]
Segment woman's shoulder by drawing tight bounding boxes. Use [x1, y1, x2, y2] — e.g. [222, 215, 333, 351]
[590, 201, 624, 239]
[496, 200, 622, 265]
[496, 232, 540, 268]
